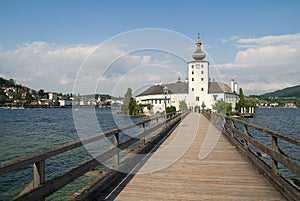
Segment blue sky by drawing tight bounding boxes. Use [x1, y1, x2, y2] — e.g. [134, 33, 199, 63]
[0, 0, 299, 95]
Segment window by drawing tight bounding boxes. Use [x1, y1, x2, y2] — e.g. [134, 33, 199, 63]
[159, 100, 161, 104]
[213, 95, 218, 101]
[196, 96, 199, 101]
[191, 65, 194, 68]
[192, 78, 194, 81]
[196, 64, 200, 69]
[201, 78, 204, 81]
[201, 88, 204, 91]
[192, 71, 194, 75]
[155, 100, 157, 104]
[192, 88, 194, 91]
[201, 64, 204, 68]
[201, 71, 204, 74]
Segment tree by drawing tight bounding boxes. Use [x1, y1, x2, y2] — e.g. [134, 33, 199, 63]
[166, 106, 176, 114]
[38, 89, 45, 97]
[236, 88, 245, 112]
[212, 99, 232, 116]
[179, 100, 188, 111]
[121, 88, 133, 115]
[0, 91, 7, 105]
[236, 88, 257, 113]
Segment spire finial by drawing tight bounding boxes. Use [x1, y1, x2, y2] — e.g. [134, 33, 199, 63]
[192, 33, 206, 60]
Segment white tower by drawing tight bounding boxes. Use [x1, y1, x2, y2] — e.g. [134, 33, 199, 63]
[187, 34, 209, 110]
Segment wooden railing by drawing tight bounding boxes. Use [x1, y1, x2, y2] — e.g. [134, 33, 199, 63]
[0, 111, 186, 201]
[203, 110, 300, 201]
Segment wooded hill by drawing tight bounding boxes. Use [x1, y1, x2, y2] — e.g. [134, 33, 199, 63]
[259, 84, 300, 98]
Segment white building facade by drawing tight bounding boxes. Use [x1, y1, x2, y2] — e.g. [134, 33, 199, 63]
[136, 34, 239, 114]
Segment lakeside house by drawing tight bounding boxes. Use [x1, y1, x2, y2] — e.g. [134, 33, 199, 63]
[136, 34, 239, 114]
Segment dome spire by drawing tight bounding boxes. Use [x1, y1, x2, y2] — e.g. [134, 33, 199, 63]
[192, 34, 206, 60]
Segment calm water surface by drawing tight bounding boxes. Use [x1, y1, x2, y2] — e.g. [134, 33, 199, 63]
[0, 107, 144, 201]
[0, 107, 299, 200]
[234, 108, 300, 179]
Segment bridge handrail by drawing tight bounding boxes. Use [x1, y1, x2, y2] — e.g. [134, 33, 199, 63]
[0, 110, 185, 200]
[202, 110, 300, 200]
[202, 109, 300, 177]
[225, 116, 300, 146]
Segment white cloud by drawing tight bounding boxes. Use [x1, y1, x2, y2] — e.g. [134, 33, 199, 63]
[221, 35, 241, 43]
[217, 33, 300, 95]
[0, 42, 94, 92]
[0, 41, 188, 96]
[236, 33, 300, 48]
[240, 82, 294, 95]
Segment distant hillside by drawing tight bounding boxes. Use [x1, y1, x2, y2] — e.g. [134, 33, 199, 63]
[260, 84, 300, 98]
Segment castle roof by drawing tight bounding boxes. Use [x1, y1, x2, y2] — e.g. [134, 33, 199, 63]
[208, 82, 234, 94]
[136, 81, 188, 97]
[136, 81, 235, 97]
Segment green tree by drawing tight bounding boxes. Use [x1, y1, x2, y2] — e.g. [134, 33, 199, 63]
[179, 100, 188, 111]
[121, 88, 133, 115]
[236, 88, 245, 112]
[236, 88, 257, 113]
[0, 91, 8, 105]
[38, 89, 45, 98]
[166, 106, 176, 114]
[212, 99, 232, 115]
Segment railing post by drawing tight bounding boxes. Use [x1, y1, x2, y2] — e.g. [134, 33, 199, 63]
[272, 136, 279, 175]
[231, 120, 235, 138]
[33, 160, 45, 201]
[114, 132, 119, 168]
[33, 160, 45, 188]
[141, 123, 145, 146]
[243, 125, 249, 149]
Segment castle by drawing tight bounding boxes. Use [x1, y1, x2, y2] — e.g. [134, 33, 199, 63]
[136, 34, 239, 113]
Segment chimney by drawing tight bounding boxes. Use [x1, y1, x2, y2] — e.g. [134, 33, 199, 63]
[234, 82, 238, 93]
[230, 79, 234, 92]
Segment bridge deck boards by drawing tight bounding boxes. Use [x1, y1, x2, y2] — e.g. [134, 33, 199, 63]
[100, 113, 285, 200]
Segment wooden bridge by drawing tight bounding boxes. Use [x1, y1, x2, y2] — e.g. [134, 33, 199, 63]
[0, 111, 299, 200]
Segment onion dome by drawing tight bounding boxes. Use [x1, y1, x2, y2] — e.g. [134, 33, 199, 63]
[192, 33, 206, 60]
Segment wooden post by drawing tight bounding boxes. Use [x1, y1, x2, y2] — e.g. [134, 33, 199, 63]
[272, 136, 279, 175]
[231, 120, 235, 138]
[33, 160, 45, 188]
[243, 125, 249, 149]
[114, 132, 119, 168]
[33, 160, 45, 200]
[141, 123, 145, 146]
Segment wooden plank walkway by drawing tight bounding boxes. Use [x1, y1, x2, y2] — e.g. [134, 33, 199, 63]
[99, 113, 286, 200]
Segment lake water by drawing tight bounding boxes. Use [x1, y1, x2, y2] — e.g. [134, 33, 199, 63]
[0, 108, 299, 200]
[242, 108, 300, 179]
[0, 107, 145, 201]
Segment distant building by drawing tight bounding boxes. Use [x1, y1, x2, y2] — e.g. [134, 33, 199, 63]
[58, 99, 73, 107]
[285, 102, 296, 108]
[136, 34, 239, 114]
[48, 93, 57, 100]
[270, 102, 279, 107]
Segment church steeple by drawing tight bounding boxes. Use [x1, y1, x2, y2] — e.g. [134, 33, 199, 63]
[192, 33, 206, 60]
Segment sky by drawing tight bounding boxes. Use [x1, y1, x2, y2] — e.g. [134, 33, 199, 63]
[0, 0, 299, 96]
